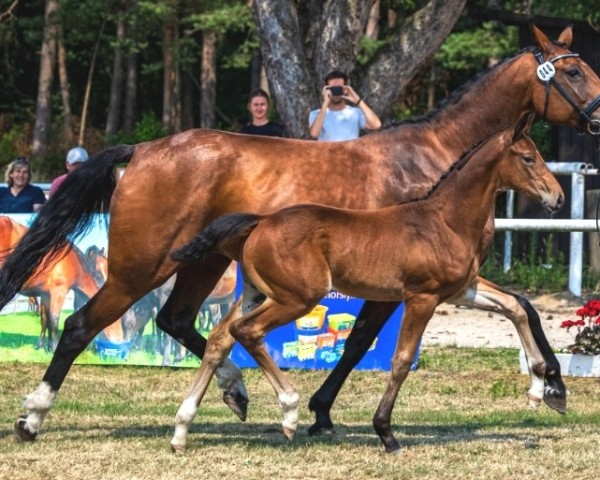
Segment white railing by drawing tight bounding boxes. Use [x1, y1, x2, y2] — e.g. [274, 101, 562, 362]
[496, 162, 599, 297]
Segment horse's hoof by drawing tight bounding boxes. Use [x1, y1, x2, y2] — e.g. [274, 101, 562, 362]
[385, 444, 405, 455]
[223, 391, 248, 422]
[307, 423, 335, 436]
[282, 425, 296, 441]
[527, 392, 542, 409]
[14, 416, 37, 442]
[544, 395, 567, 414]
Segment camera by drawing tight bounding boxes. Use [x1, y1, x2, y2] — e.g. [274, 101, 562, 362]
[329, 86, 344, 96]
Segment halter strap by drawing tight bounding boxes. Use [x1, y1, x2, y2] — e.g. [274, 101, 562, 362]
[533, 49, 600, 135]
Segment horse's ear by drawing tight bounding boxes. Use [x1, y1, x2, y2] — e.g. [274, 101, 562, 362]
[513, 112, 535, 141]
[556, 24, 573, 48]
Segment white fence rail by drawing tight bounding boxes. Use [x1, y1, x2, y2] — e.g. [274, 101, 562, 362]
[496, 162, 599, 297]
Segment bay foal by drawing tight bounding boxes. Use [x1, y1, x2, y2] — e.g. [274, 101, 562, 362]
[169, 116, 564, 453]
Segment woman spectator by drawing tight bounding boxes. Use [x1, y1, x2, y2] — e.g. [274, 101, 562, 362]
[239, 88, 284, 137]
[0, 157, 46, 213]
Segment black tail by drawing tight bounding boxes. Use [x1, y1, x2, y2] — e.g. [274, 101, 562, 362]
[171, 213, 259, 263]
[0, 144, 136, 309]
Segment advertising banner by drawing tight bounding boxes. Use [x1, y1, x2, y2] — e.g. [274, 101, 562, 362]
[0, 214, 413, 371]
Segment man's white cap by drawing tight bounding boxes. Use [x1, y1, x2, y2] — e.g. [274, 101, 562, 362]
[66, 146, 89, 165]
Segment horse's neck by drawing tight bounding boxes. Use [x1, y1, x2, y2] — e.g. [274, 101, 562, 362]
[427, 142, 503, 241]
[429, 52, 532, 155]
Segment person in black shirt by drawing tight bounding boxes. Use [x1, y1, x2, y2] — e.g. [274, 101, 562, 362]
[239, 89, 284, 137]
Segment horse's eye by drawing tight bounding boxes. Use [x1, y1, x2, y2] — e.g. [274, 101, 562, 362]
[566, 68, 581, 78]
[523, 156, 535, 165]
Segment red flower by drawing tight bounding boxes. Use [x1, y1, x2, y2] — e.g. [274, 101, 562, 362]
[560, 320, 575, 328]
[576, 307, 589, 317]
[575, 319, 586, 326]
[595, 317, 600, 325]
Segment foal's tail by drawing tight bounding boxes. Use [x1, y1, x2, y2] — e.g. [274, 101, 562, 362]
[171, 213, 260, 263]
[0, 144, 136, 310]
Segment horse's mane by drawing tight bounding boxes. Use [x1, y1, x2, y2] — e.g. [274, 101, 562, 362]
[379, 47, 535, 132]
[404, 132, 498, 205]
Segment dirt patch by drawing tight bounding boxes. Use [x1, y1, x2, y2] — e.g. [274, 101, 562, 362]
[422, 291, 584, 350]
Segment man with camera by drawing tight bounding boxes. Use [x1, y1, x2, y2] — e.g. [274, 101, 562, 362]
[308, 70, 381, 141]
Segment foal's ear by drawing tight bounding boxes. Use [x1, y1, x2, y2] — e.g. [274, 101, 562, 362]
[556, 24, 573, 49]
[512, 112, 536, 141]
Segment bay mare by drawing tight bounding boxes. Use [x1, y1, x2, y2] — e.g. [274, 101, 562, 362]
[168, 116, 563, 453]
[2, 25, 600, 442]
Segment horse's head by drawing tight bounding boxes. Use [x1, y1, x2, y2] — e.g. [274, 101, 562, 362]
[499, 113, 564, 214]
[85, 245, 108, 285]
[529, 24, 600, 135]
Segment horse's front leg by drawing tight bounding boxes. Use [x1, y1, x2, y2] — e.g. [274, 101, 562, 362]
[14, 281, 140, 442]
[308, 300, 400, 435]
[374, 295, 437, 453]
[156, 258, 249, 421]
[450, 276, 566, 413]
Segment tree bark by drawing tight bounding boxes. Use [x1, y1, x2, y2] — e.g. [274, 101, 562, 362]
[31, 0, 59, 159]
[105, 13, 127, 138]
[200, 30, 217, 129]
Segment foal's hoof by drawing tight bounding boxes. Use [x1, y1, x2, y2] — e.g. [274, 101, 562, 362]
[223, 391, 249, 422]
[170, 442, 187, 454]
[14, 416, 37, 442]
[526, 392, 542, 409]
[384, 441, 404, 454]
[282, 425, 297, 441]
[543, 388, 567, 414]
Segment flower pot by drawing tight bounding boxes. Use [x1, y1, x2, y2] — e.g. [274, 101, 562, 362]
[519, 349, 600, 377]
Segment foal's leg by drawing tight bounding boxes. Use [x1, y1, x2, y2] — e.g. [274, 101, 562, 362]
[373, 296, 437, 453]
[451, 276, 566, 412]
[14, 279, 148, 441]
[170, 300, 242, 452]
[47, 288, 68, 353]
[155, 257, 249, 420]
[231, 298, 315, 441]
[308, 300, 400, 435]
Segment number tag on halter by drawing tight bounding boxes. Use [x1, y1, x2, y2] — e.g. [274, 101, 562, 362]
[537, 61, 555, 81]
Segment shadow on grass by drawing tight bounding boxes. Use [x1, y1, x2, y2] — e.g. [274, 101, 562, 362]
[0, 413, 571, 451]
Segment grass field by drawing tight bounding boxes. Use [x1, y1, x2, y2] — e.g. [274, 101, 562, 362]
[1, 347, 599, 480]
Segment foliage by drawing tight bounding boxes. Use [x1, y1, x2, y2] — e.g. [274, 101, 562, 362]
[436, 22, 518, 72]
[560, 298, 600, 355]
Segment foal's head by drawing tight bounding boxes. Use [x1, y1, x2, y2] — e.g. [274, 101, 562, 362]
[496, 113, 564, 214]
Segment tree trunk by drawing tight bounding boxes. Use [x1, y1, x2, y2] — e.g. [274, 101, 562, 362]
[105, 13, 127, 138]
[31, 0, 59, 159]
[181, 70, 194, 130]
[253, 0, 467, 138]
[200, 30, 217, 129]
[162, 19, 176, 133]
[252, 0, 316, 138]
[57, 22, 74, 145]
[123, 51, 138, 134]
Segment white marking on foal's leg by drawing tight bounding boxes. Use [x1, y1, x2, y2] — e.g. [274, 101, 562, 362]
[279, 392, 300, 440]
[21, 382, 57, 434]
[170, 397, 198, 453]
[215, 358, 248, 400]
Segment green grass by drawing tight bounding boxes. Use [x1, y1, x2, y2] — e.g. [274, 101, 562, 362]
[1, 347, 599, 479]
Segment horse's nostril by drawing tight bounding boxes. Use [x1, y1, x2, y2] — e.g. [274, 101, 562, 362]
[557, 195, 564, 210]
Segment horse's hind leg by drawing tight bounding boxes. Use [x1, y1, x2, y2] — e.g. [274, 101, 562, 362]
[155, 257, 249, 420]
[14, 280, 145, 442]
[451, 276, 566, 413]
[308, 300, 400, 435]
